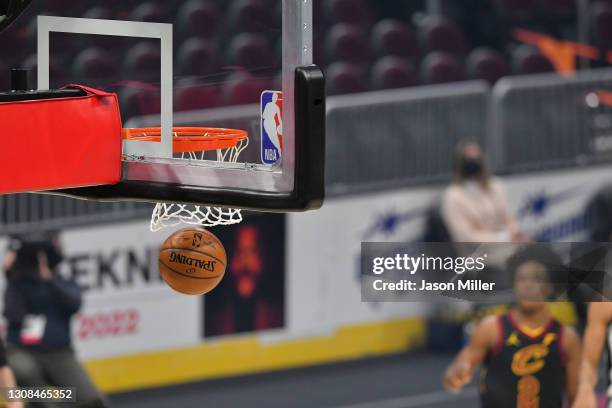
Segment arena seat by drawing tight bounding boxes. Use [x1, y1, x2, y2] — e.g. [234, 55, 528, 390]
[177, 38, 216, 77]
[324, 0, 372, 26]
[118, 85, 161, 119]
[325, 24, 371, 64]
[228, 0, 277, 34]
[326, 62, 367, 94]
[227, 33, 276, 72]
[130, 2, 166, 22]
[82, 6, 114, 20]
[466, 47, 510, 84]
[372, 57, 418, 90]
[222, 72, 269, 105]
[177, 0, 220, 39]
[175, 83, 222, 111]
[73, 48, 116, 80]
[419, 16, 468, 56]
[123, 42, 161, 82]
[371, 19, 420, 60]
[512, 44, 555, 74]
[421, 51, 466, 84]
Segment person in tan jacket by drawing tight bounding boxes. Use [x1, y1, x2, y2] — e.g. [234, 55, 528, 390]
[442, 141, 526, 244]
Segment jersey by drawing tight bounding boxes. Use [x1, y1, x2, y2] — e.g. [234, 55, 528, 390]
[480, 313, 566, 408]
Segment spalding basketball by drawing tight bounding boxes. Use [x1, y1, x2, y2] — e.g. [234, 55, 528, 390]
[158, 228, 227, 295]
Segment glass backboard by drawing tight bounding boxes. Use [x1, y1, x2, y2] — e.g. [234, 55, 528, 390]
[0, 0, 325, 212]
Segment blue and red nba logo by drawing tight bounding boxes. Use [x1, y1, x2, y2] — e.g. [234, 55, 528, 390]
[261, 91, 283, 165]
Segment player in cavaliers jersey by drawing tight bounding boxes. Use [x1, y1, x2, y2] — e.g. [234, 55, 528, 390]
[444, 245, 581, 407]
[573, 303, 612, 408]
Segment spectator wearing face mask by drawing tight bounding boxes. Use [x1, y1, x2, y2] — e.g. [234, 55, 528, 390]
[442, 141, 527, 244]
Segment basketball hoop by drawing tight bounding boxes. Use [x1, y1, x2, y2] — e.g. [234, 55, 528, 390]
[122, 127, 249, 232]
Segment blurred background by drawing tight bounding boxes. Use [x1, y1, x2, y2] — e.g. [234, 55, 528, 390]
[2, 0, 612, 406]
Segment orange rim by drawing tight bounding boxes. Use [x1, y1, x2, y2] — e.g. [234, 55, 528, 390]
[122, 127, 249, 153]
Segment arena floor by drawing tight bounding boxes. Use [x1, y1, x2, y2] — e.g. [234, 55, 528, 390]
[109, 352, 479, 408]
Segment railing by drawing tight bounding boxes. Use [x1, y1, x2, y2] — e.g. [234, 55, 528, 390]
[491, 67, 612, 173]
[326, 81, 490, 196]
[0, 194, 152, 235]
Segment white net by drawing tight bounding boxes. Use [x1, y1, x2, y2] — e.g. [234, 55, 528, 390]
[151, 204, 243, 232]
[149, 131, 249, 232]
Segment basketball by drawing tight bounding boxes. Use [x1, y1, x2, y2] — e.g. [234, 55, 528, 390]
[158, 228, 227, 296]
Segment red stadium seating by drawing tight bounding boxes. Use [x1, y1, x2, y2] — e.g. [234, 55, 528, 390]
[175, 83, 222, 111]
[324, 0, 373, 26]
[0, 0, 602, 117]
[512, 44, 555, 74]
[73, 48, 116, 80]
[325, 24, 371, 64]
[130, 2, 165, 22]
[227, 33, 276, 72]
[419, 16, 468, 56]
[177, 38, 216, 76]
[372, 57, 418, 90]
[222, 72, 269, 105]
[326, 62, 367, 94]
[122, 42, 161, 83]
[421, 51, 466, 84]
[82, 7, 114, 20]
[228, 0, 277, 34]
[466, 48, 511, 84]
[371, 20, 421, 60]
[177, 0, 220, 39]
[118, 84, 161, 118]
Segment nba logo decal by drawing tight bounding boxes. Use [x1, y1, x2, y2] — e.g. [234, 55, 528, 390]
[261, 90, 283, 165]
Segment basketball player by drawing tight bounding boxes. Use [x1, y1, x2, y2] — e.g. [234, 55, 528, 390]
[444, 245, 581, 407]
[572, 303, 612, 408]
[571, 186, 612, 408]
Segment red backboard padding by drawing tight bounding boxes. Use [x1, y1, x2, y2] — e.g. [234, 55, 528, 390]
[0, 85, 122, 194]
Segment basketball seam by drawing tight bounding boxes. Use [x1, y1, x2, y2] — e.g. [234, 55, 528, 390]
[158, 259, 223, 281]
[170, 229, 225, 253]
[172, 228, 224, 246]
[159, 248, 227, 267]
[164, 280, 202, 296]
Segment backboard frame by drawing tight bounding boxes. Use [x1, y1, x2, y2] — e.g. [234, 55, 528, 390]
[38, 16, 175, 159]
[58, 66, 325, 212]
[28, 0, 325, 212]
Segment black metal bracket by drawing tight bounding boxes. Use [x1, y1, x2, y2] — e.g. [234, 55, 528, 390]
[0, 69, 87, 101]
